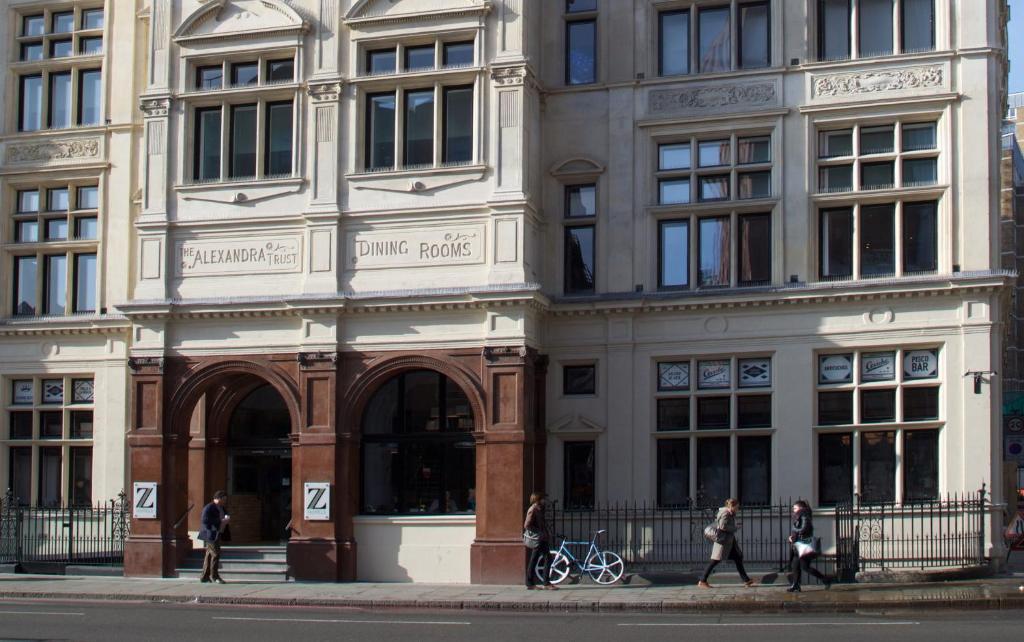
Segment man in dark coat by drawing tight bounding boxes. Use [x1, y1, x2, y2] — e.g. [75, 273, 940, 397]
[199, 490, 229, 583]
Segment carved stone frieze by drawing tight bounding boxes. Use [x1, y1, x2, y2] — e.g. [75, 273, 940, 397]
[128, 356, 165, 374]
[812, 65, 944, 98]
[308, 82, 343, 103]
[483, 345, 528, 363]
[5, 138, 101, 165]
[298, 351, 339, 369]
[648, 81, 778, 117]
[140, 96, 171, 118]
[490, 65, 536, 90]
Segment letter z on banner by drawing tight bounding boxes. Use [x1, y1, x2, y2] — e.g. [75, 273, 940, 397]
[133, 482, 158, 519]
[304, 482, 331, 521]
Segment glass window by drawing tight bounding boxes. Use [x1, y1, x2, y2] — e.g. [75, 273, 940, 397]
[818, 390, 853, 425]
[657, 439, 690, 507]
[657, 398, 690, 431]
[194, 107, 222, 180]
[861, 126, 895, 155]
[74, 253, 97, 313]
[196, 65, 224, 90]
[39, 447, 62, 508]
[70, 447, 93, 506]
[818, 432, 853, 505]
[49, 72, 72, 129]
[71, 411, 94, 439]
[566, 20, 597, 85]
[738, 213, 771, 285]
[903, 429, 939, 501]
[859, 0, 894, 57]
[404, 45, 435, 71]
[697, 396, 730, 430]
[698, 6, 730, 73]
[902, 123, 936, 151]
[819, 129, 853, 158]
[738, 436, 771, 506]
[860, 431, 896, 504]
[230, 62, 259, 87]
[23, 14, 45, 37]
[265, 101, 293, 176]
[901, 0, 935, 53]
[50, 39, 73, 58]
[16, 221, 39, 243]
[697, 437, 730, 506]
[659, 143, 691, 170]
[10, 412, 33, 439]
[903, 158, 937, 186]
[48, 188, 69, 211]
[738, 171, 771, 199]
[659, 220, 689, 288]
[566, 0, 597, 12]
[737, 136, 770, 164]
[819, 165, 853, 192]
[52, 11, 74, 33]
[367, 93, 396, 170]
[698, 140, 730, 167]
[79, 70, 102, 126]
[230, 104, 257, 178]
[659, 178, 690, 205]
[658, 362, 691, 391]
[903, 386, 939, 421]
[20, 75, 43, 132]
[443, 42, 475, 67]
[659, 10, 690, 76]
[266, 59, 294, 83]
[77, 186, 99, 210]
[738, 395, 771, 428]
[739, 1, 770, 69]
[699, 175, 730, 202]
[75, 217, 98, 240]
[861, 388, 896, 423]
[564, 441, 596, 509]
[42, 380, 63, 404]
[444, 86, 473, 163]
[818, 0, 851, 60]
[14, 256, 38, 316]
[566, 184, 597, 217]
[404, 89, 435, 166]
[860, 204, 895, 276]
[18, 190, 40, 213]
[367, 49, 397, 75]
[45, 255, 67, 315]
[9, 447, 32, 506]
[82, 9, 104, 30]
[903, 201, 938, 273]
[861, 161, 894, 190]
[565, 226, 595, 293]
[564, 365, 596, 395]
[21, 43, 43, 61]
[40, 411, 62, 438]
[698, 217, 730, 286]
[46, 218, 69, 241]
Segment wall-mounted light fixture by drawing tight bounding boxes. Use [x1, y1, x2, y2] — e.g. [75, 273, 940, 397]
[964, 370, 997, 395]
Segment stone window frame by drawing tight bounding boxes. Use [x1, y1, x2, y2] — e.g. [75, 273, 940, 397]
[813, 0, 939, 63]
[815, 119, 941, 195]
[7, 179, 102, 317]
[814, 347, 943, 506]
[564, 1, 598, 86]
[1, 374, 95, 507]
[652, 354, 774, 507]
[652, 0, 774, 79]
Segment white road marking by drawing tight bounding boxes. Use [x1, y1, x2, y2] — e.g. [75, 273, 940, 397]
[0, 610, 85, 616]
[618, 621, 919, 627]
[213, 616, 470, 626]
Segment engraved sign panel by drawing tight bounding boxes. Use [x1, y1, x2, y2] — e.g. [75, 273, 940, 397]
[346, 225, 485, 270]
[658, 362, 690, 391]
[174, 237, 302, 277]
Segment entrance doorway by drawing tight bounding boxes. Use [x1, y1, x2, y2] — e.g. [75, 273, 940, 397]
[226, 384, 292, 544]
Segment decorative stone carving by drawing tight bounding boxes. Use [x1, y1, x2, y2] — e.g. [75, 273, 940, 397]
[140, 96, 171, 118]
[308, 82, 342, 102]
[174, 0, 309, 41]
[649, 81, 778, 116]
[128, 356, 165, 374]
[5, 138, 100, 164]
[483, 345, 528, 363]
[812, 65, 944, 98]
[298, 351, 339, 369]
[491, 65, 535, 89]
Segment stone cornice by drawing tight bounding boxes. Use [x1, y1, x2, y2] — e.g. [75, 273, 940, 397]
[344, 1, 492, 27]
[0, 314, 131, 337]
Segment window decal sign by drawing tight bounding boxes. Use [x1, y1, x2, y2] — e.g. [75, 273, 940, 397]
[698, 360, 731, 389]
[658, 362, 690, 391]
[304, 482, 330, 521]
[861, 352, 896, 382]
[133, 482, 157, 519]
[739, 358, 771, 387]
[42, 380, 63, 404]
[904, 349, 938, 379]
[819, 354, 853, 384]
[12, 380, 33, 405]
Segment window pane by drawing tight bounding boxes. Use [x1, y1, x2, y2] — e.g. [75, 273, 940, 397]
[860, 431, 896, 504]
[819, 165, 853, 193]
[9, 447, 32, 506]
[659, 10, 690, 76]
[861, 126, 894, 154]
[230, 104, 257, 177]
[566, 184, 597, 217]
[738, 136, 771, 164]
[266, 59, 294, 83]
[738, 213, 771, 284]
[566, 20, 597, 85]
[657, 440, 690, 507]
[47, 218, 68, 241]
[700, 175, 730, 202]
[21, 43, 43, 61]
[659, 220, 689, 288]
[697, 396, 730, 430]
[659, 143, 691, 170]
[10, 412, 33, 439]
[903, 158, 937, 186]
[12, 380, 34, 406]
[566, 0, 597, 12]
[39, 448, 63, 508]
[697, 437, 730, 506]
[48, 188, 69, 211]
[367, 49, 397, 75]
[904, 429, 939, 501]
[657, 398, 690, 431]
[71, 410, 94, 438]
[77, 186, 99, 210]
[404, 45, 435, 71]
[698, 140, 730, 167]
[738, 171, 771, 199]
[18, 190, 40, 213]
[902, 123, 936, 151]
[49, 72, 72, 128]
[443, 42, 475, 67]
[74, 253, 97, 313]
[76, 214, 100, 238]
[861, 388, 896, 423]
[265, 101, 293, 176]
[362, 441, 474, 514]
[23, 15, 44, 36]
[698, 217, 730, 286]
[698, 6, 731, 73]
[51, 39, 72, 58]
[659, 178, 690, 204]
[16, 221, 39, 243]
[405, 89, 435, 166]
[861, 161, 895, 190]
[403, 371, 441, 433]
[818, 390, 853, 425]
[739, 2, 769, 69]
[443, 86, 473, 163]
[79, 69, 102, 125]
[14, 256, 38, 316]
[52, 11, 74, 33]
[903, 201, 938, 273]
[367, 93, 396, 169]
[195, 107, 222, 180]
[738, 436, 771, 505]
[564, 365, 596, 395]
[82, 9, 104, 30]
[70, 447, 93, 507]
[861, 204, 895, 276]
[564, 441, 595, 510]
[565, 226, 595, 293]
[20, 75, 42, 131]
[819, 0, 851, 60]
[859, 0, 894, 57]
[738, 395, 771, 428]
[902, 0, 934, 52]
[196, 66, 223, 90]
[231, 63, 259, 86]
[46, 254, 67, 315]
[818, 432, 853, 505]
[819, 129, 853, 158]
[40, 411, 63, 439]
[42, 380, 63, 404]
[903, 386, 939, 421]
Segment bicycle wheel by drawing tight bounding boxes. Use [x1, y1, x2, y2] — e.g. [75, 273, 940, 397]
[544, 552, 572, 585]
[587, 551, 625, 585]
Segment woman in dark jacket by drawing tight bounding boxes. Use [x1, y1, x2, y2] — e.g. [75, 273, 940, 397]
[788, 500, 831, 592]
[524, 492, 557, 590]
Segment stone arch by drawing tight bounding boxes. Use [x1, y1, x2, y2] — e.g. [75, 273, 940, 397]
[174, 0, 308, 41]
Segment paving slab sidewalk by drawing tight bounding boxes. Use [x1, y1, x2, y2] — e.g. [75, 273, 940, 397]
[2, 574, 1024, 613]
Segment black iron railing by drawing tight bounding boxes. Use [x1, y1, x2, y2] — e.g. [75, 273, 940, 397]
[0, 489, 129, 569]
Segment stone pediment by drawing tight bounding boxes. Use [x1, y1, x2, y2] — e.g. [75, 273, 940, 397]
[345, 0, 491, 25]
[175, 0, 308, 43]
[550, 157, 605, 179]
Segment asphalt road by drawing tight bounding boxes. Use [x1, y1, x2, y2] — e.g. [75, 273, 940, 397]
[0, 600, 1021, 641]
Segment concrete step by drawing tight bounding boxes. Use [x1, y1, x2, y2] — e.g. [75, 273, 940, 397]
[177, 545, 290, 582]
[177, 560, 288, 573]
[176, 567, 292, 583]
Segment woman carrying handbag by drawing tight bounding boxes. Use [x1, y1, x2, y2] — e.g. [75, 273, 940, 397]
[787, 500, 832, 592]
[523, 492, 557, 590]
[698, 498, 754, 588]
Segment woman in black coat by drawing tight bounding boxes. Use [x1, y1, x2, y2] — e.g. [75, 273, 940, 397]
[787, 500, 831, 592]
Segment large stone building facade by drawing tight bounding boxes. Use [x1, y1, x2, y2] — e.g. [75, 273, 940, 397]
[0, 0, 1013, 584]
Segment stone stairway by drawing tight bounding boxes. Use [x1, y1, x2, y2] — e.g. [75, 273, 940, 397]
[176, 545, 290, 583]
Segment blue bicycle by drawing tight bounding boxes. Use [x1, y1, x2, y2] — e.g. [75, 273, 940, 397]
[533, 529, 625, 585]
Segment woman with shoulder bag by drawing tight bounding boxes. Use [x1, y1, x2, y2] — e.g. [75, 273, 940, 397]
[698, 498, 754, 588]
[787, 500, 832, 592]
[524, 492, 557, 590]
